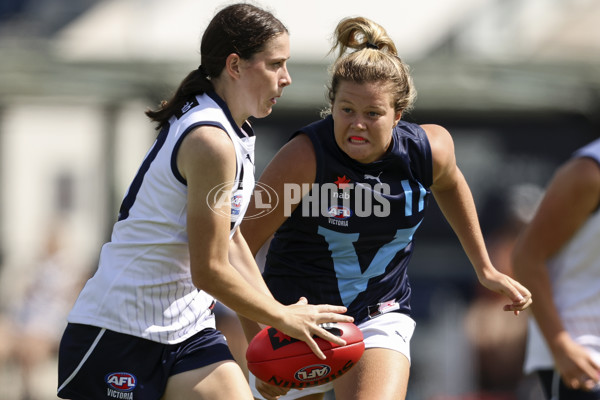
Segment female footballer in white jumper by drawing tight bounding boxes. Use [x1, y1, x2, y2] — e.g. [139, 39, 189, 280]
[56, 4, 352, 400]
[514, 138, 600, 399]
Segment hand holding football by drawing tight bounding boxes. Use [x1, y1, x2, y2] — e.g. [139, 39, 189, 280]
[246, 322, 364, 388]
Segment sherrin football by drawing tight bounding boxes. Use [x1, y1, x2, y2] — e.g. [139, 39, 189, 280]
[246, 322, 364, 388]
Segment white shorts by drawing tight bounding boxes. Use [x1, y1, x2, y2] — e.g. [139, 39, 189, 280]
[249, 312, 416, 400]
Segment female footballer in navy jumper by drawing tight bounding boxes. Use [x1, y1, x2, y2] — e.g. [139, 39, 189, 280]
[241, 16, 533, 400]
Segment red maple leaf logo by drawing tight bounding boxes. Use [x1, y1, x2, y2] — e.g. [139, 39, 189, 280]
[335, 175, 351, 189]
[273, 330, 292, 343]
[267, 327, 299, 349]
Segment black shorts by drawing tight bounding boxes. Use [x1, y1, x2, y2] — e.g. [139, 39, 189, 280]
[57, 323, 234, 400]
[537, 369, 600, 400]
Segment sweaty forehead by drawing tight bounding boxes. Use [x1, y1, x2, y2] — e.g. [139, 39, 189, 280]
[335, 81, 393, 108]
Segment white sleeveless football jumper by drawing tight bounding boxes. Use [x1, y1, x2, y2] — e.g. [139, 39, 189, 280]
[524, 138, 600, 373]
[66, 91, 256, 344]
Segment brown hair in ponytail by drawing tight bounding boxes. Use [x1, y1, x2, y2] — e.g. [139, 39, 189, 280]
[146, 3, 288, 130]
[324, 17, 416, 116]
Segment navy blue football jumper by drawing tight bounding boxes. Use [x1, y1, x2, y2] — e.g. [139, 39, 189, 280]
[263, 115, 433, 325]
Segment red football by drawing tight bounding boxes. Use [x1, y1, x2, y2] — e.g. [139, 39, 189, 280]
[246, 322, 364, 389]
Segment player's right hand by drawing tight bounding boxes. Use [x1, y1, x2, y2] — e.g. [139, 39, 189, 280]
[554, 336, 600, 391]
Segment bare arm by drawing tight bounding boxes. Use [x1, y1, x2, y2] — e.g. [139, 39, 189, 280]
[513, 157, 600, 389]
[238, 132, 327, 398]
[242, 133, 317, 255]
[178, 127, 351, 358]
[424, 123, 531, 313]
[236, 133, 319, 339]
[228, 227, 273, 341]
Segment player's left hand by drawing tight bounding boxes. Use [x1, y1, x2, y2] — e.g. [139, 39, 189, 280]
[255, 376, 294, 400]
[478, 269, 532, 315]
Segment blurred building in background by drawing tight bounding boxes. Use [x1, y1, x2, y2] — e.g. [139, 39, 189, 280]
[0, 1, 598, 399]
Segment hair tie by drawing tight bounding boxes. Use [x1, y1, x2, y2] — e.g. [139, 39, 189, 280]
[365, 42, 378, 50]
[198, 65, 209, 78]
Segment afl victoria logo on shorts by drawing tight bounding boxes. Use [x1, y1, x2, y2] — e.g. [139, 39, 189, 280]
[105, 372, 136, 398]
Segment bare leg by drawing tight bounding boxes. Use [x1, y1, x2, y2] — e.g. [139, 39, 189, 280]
[333, 348, 410, 400]
[163, 360, 253, 400]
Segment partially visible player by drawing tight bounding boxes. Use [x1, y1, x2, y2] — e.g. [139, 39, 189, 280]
[513, 137, 600, 399]
[56, 4, 351, 400]
[240, 16, 532, 400]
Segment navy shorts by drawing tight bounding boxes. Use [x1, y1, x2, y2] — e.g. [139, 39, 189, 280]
[57, 323, 234, 400]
